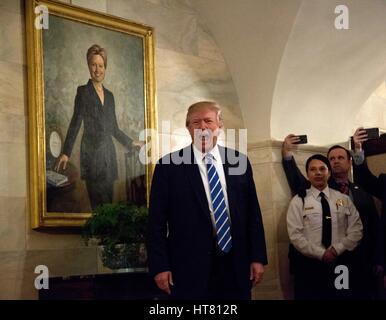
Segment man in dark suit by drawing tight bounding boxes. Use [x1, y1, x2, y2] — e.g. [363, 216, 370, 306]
[352, 128, 386, 292]
[147, 101, 268, 299]
[282, 134, 382, 299]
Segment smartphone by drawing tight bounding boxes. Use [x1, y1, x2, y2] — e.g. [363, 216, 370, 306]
[294, 135, 308, 144]
[365, 127, 379, 140]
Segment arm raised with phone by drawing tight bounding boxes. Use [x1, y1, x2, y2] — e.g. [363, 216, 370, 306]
[282, 134, 311, 195]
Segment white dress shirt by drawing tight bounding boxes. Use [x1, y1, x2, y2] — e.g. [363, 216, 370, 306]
[287, 185, 363, 260]
[192, 144, 230, 229]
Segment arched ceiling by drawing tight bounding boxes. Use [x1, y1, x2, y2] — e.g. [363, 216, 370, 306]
[271, 0, 386, 145]
[192, 0, 386, 145]
[193, 0, 302, 143]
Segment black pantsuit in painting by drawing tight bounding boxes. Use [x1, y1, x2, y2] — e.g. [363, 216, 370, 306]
[63, 79, 132, 209]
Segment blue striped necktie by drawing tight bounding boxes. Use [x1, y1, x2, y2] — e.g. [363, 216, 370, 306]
[205, 154, 232, 253]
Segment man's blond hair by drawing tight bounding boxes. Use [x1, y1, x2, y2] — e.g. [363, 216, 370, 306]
[185, 101, 223, 127]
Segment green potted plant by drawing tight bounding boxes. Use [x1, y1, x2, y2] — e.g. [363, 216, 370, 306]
[82, 202, 148, 270]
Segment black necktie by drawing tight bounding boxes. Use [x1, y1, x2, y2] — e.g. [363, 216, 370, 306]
[320, 192, 332, 248]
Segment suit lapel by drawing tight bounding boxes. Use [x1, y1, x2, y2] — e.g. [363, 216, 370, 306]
[184, 145, 212, 223]
[349, 183, 363, 213]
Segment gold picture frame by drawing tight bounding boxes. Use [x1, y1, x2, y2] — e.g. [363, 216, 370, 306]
[26, 0, 156, 228]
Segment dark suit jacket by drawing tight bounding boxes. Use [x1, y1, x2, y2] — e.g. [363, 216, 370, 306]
[147, 145, 268, 296]
[353, 161, 386, 267]
[63, 79, 132, 182]
[282, 157, 382, 266]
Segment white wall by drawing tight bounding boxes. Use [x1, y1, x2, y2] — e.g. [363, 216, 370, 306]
[194, 0, 302, 143]
[193, 0, 386, 145]
[271, 0, 386, 145]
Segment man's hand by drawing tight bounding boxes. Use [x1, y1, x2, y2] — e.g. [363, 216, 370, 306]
[353, 127, 368, 152]
[250, 262, 264, 287]
[322, 247, 338, 264]
[282, 134, 300, 158]
[154, 271, 173, 295]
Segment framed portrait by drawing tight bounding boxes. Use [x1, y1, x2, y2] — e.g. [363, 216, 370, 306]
[25, 0, 156, 228]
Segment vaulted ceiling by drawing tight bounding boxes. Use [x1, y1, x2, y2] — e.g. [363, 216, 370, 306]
[193, 0, 386, 145]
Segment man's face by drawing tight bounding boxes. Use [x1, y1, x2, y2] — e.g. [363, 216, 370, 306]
[187, 108, 222, 153]
[307, 159, 331, 190]
[327, 148, 351, 176]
